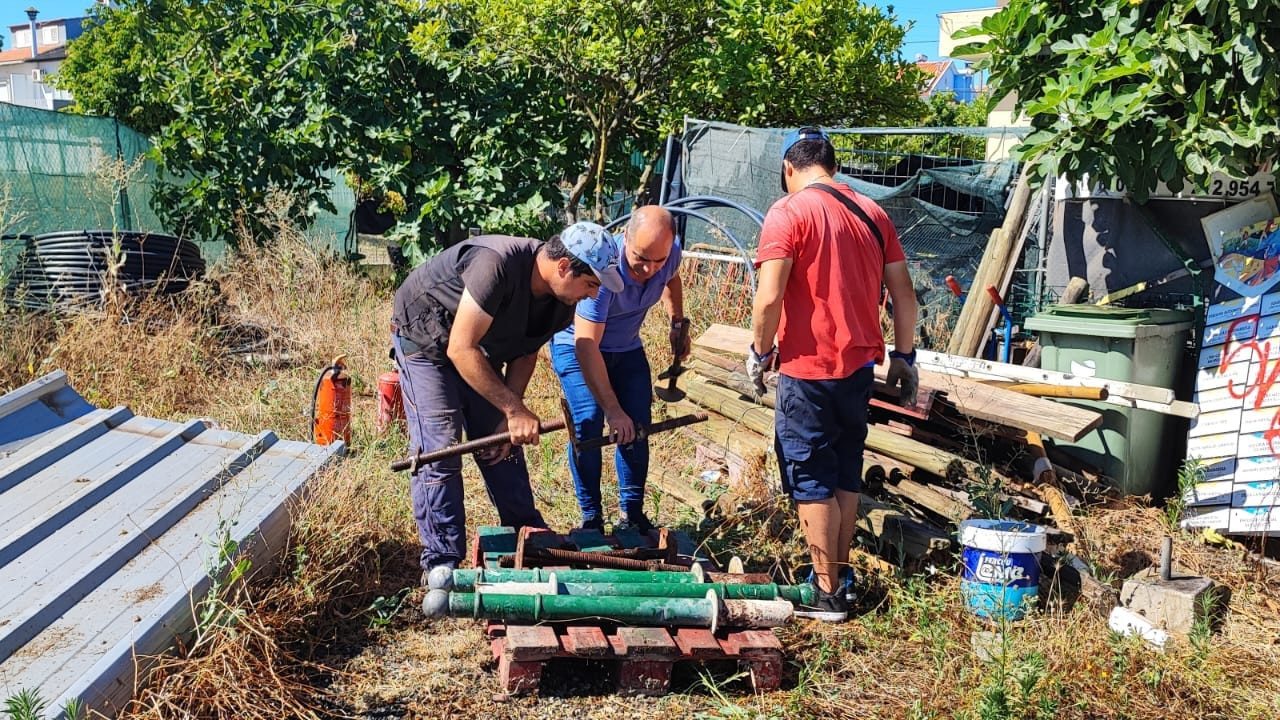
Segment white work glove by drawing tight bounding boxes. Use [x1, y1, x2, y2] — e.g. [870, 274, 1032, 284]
[886, 350, 919, 408]
[746, 345, 775, 400]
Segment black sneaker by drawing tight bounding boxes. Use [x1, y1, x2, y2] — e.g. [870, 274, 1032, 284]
[579, 517, 605, 533]
[794, 585, 849, 622]
[804, 568, 856, 602]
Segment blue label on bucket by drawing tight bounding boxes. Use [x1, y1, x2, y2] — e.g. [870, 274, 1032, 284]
[961, 546, 1040, 621]
[962, 547, 1037, 588]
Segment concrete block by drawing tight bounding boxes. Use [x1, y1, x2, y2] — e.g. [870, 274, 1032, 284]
[1119, 567, 1230, 635]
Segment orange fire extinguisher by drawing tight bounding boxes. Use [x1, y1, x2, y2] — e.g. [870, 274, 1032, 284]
[311, 355, 351, 446]
[376, 368, 405, 434]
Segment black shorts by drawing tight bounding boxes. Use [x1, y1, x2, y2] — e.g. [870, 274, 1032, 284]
[774, 366, 874, 501]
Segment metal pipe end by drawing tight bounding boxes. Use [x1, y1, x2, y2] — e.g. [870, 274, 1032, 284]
[428, 565, 455, 591]
[422, 589, 450, 618]
[720, 598, 795, 628]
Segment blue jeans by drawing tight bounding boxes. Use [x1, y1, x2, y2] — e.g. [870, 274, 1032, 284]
[394, 334, 546, 571]
[550, 342, 651, 524]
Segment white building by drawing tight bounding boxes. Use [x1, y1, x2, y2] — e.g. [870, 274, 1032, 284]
[0, 7, 94, 110]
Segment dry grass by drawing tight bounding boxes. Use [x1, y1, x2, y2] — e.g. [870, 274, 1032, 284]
[4, 237, 1280, 720]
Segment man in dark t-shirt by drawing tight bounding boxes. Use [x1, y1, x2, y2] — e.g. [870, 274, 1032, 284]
[391, 224, 623, 580]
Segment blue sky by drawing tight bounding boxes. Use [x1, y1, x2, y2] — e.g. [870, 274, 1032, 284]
[23, 0, 985, 60]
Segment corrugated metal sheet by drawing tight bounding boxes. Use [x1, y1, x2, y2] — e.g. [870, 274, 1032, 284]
[0, 371, 343, 717]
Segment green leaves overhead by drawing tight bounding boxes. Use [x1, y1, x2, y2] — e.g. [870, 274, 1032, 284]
[59, 0, 926, 251]
[961, 0, 1280, 201]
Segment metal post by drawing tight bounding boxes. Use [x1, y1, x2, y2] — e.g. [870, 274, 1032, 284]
[1159, 535, 1172, 581]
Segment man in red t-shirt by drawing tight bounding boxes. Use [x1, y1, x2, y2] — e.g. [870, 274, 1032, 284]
[749, 126, 919, 621]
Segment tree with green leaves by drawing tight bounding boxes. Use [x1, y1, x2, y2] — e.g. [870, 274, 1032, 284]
[464, 0, 924, 220]
[959, 1, 1280, 200]
[673, 0, 925, 131]
[59, 0, 582, 253]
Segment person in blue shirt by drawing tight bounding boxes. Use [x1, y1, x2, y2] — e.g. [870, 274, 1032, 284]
[551, 206, 689, 533]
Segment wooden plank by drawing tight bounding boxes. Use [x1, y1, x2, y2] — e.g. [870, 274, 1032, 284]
[613, 627, 680, 658]
[562, 626, 612, 657]
[720, 629, 783, 656]
[673, 628, 723, 658]
[694, 326, 937, 415]
[504, 625, 561, 661]
[918, 368, 1103, 442]
[916, 348, 1176, 404]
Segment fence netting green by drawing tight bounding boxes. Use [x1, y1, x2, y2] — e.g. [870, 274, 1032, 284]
[0, 103, 355, 284]
[672, 119, 1035, 347]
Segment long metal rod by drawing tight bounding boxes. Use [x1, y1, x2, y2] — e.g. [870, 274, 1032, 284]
[500, 546, 689, 572]
[389, 419, 567, 472]
[575, 412, 708, 451]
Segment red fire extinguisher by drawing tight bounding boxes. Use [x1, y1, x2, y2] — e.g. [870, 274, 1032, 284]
[376, 369, 405, 434]
[311, 355, 352, 446]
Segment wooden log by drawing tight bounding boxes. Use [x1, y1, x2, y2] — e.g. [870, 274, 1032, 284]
[858, 493, 952, 562]
[978, 184, 1049, 354]
[863, 450, 914, 480]
[949, 167, 1033, 357]
[1059, 276, 1089, 305]
[850, 547, 898, 576]
[885, 478, 977, 524]
[1023, 431, 1077, 537]
[649, 470, 716, 516]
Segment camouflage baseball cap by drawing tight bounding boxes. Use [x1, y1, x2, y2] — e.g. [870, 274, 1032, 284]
[560, 221, 623, 293]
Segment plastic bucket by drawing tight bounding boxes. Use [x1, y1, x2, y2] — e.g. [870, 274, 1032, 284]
[959, 519, 1046, 621]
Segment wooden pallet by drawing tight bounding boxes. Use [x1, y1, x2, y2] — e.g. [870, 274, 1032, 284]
[470, 525, 784, 697]
[489, 623, 783, 697]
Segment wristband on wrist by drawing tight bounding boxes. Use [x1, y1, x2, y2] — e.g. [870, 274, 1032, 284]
[671, 318, 688, 330]
[750, 344, 776, 362]
[889, 349, 916, 366]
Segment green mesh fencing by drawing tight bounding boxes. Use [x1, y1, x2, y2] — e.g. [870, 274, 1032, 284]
[0, 103, 354, 282]
[673, 119, 1031, 348]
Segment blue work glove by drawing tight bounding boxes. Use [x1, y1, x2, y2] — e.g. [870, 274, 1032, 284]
[886, 349, 919, 408]
[746, 345, 775, 400]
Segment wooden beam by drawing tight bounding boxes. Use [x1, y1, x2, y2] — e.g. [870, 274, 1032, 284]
[949, 167, 1033, 357]
[918, 367, 1103, 442]
[884, 478, 977, 524]
[915, 348, 1178, 404]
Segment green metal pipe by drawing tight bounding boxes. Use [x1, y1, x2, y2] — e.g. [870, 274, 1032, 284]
[423, 589, 794, 630]
[475, 580, 814, 604]
[446, 567, 699, 591]
[447, 589, 720, 629]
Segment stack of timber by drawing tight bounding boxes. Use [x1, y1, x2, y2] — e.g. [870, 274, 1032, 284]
[667, 324, 1128, 575]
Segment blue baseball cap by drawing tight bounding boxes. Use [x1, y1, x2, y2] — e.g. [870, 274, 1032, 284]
[560, 221, 624, 293]
[781, 126, 831, 159]
[780, 126, 831, 191]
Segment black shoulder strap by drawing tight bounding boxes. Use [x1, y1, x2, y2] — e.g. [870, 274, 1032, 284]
[805, 182, 884, 258]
